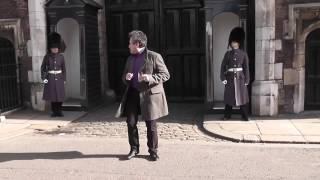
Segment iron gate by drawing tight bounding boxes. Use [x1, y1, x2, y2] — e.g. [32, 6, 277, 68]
[0, 37, 20, 112]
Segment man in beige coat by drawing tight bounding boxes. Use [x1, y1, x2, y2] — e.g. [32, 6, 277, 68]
[116, 30, 170, 161]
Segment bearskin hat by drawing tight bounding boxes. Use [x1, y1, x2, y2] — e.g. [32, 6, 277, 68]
[228, 27, 245, 49]
[47, 32, 66, 52]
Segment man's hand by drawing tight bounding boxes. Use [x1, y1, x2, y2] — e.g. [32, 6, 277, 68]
[126, 73, 134, 81]
[222, 80, 227, 85]
[43, 79, 48, 84]
[138, 73, 149, 82]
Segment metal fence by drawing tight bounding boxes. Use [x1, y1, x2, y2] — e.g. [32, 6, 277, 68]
[0, 37, 21, 112]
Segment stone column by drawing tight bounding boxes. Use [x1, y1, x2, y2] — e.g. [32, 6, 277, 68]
[94, 0, 116, 101]
[251, 0, 278, 116]
[28, 0, 47, 111]
[204, 8, 214, 108]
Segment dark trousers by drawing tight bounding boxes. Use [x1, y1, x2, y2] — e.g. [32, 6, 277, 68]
[126, 87, 158, 154]
[51, 102, 62, 115]
[224, 103, 249, 119]
[145, 120, 158, 154]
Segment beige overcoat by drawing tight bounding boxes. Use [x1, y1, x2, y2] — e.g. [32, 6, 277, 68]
[115, 49, 170, 120]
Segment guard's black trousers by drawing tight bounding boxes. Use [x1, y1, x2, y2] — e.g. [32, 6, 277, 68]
[224, 103, 249, 120]
[51, 102, 62, 115]
[125, 87, 158, 154]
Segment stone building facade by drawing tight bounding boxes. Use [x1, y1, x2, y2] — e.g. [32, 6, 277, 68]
[0, 0, 319, 116]
[275, 0, 320, 113]
[252, 0, 320, 115]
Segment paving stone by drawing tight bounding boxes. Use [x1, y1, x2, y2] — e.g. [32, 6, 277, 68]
[36, 104, 219, 142]
[257, 121, 301, 135]
[304, 136, 320, 143]
[260, 135, 306, 143]
[292, 123, 320, 136]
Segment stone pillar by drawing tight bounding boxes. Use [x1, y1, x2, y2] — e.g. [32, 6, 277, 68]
[94, 0, 116, 101]
[252, 0, 278, 116]
[204, 5, 214, 109]
[28, 0, 47, 111]
[291, 22, 306, 114]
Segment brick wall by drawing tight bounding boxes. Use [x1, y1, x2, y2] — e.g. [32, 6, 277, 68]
[0, 0, 31, 105]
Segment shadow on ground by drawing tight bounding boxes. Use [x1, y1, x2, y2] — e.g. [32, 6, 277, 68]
[0, 151, 150, 163]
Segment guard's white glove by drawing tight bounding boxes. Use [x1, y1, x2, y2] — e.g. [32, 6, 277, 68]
[125, 73, 134, 81]
[222, 80, 227, 85]
[43, 79, 48, 84]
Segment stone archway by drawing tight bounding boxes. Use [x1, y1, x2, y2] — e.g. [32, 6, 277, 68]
[294, 22, 320, 112]
[304, 28, 320, 109]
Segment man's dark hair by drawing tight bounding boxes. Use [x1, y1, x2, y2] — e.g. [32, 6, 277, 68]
[129, 30, 147, 48]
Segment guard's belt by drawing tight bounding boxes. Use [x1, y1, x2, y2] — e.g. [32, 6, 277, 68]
[227, 68, 243, 72]
[48, 70, 62, 74]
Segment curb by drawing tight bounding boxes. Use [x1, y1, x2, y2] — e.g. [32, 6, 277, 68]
[201, 118, 320, 144]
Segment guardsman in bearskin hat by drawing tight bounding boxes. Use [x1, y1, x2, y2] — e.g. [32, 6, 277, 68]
[40, 32, 66, 117]
[220, 27, 250, 121]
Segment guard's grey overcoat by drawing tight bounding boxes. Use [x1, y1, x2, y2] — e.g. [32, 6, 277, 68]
[115, 49, 170, 121]
[220, 49, 250, 106]
[41, 53, 66, 102]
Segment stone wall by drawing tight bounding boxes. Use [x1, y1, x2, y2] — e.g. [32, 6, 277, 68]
[275, 0, 320, 113]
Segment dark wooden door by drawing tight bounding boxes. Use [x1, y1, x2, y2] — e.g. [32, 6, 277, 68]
[106, 0, 205, 101]
[305, 29, 320, 110]
[0, 37, 21, 112]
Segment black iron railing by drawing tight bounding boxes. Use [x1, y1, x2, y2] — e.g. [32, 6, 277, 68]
[0, 38, 21, 112]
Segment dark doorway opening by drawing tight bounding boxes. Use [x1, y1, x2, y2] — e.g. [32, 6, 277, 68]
[106, 0, 205, 102]
[0, 37, 21, 112]
[305, 28, 320, 110]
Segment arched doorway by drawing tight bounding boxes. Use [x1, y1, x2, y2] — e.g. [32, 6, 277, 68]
[57, 18, 83, 106]
[212, 12, 240, 107]
[0, 37, 20, 112]
[305, 29, 320, 110]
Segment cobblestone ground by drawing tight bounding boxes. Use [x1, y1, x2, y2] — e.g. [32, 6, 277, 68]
[37, 103, 219, 142]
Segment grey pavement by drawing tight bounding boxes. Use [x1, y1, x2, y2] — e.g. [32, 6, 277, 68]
[0, 109, 86, 141]
[203, 112, 320, 144]
[0, 135, 319, 180]
[2, 103, 320, 145]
